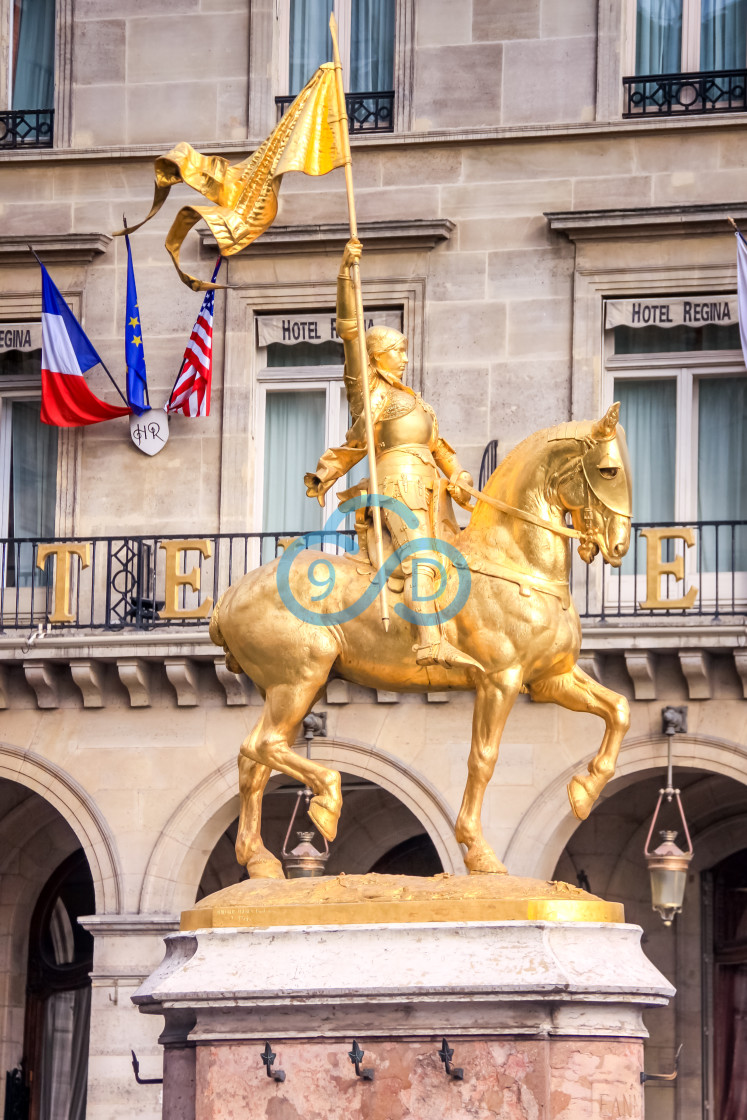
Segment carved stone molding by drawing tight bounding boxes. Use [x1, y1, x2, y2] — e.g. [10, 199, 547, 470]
[24, 662, 59, 709]
[734, 650, 747, 700]
[200, 219, 454, 258]
[117, 659, 152, 708]
[577, 654, 602, 684]
[376, 690, 400, 703]
[624, 651, 656, 700]
[70, 659, 106, 708]
[678, 651, 712, 700]
[0, 233, 111, 263]
[164, 658, 199, 707]
[214, 658, 252, 706]
[326, 680, 350, 705]
[545, 203, 747, 243]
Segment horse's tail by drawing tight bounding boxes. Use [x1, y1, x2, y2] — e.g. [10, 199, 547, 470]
[209, 591, 244, 675]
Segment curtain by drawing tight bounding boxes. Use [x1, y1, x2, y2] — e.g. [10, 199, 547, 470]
[262, 390, 326, 560]
[10, 400, 58, 587]
[288, 0, 333, 94]
[615, 379, 677, 574]
[701, 0, 747, 70]
[350, 0, 395, 91]
[39, 991, 74, 1120]
[12, 0, 55, 110]
[697, 377, 747, 570]
[636, 0, 683, 73]
[36, 985, 90, 1120]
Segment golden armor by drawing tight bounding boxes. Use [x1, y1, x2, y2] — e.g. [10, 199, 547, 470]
[304, 239, 482, 672]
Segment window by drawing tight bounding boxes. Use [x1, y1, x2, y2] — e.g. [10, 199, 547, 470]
[703, 848, 747, 1120]
[635, 0, 747, 73]
[255, 309, 401, 559]
[276, 0, 396, 132]
[23, 850, 94, 1120]
[10, 0, 55, 110]
[605, 295, 747, 594]
[625, 0, 747, 116]
[0, 330, 58, 586]
[2, 0, 56, 148]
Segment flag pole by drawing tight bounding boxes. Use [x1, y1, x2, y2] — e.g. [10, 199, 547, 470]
[329, 13, 390, 632]
[123, 214, 150, 409]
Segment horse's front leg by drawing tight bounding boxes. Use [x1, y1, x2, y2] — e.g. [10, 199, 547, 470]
[456, 668, 522, 874]
[528, 664, 630, 820]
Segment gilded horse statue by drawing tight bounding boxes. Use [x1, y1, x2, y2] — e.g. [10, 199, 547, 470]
[210, 404, 632, 878]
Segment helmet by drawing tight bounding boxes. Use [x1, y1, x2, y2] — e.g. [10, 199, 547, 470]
[365, 326, 407, 358]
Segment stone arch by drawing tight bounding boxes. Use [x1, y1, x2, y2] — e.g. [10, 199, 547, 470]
[503, 733, 747, 881]
[140, 737, 464, 914]
[0, 742, 122, 912]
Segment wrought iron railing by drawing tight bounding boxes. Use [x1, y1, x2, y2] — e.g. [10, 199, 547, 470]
[0, 109, 54, 149]
[0, 531, 356, 633]
[572, 520, 747, 620]
[0, 522, 744, 633]
[275, 90, 394, 133]
[478, 439, 499, 491]
[623, 69, 747, 117]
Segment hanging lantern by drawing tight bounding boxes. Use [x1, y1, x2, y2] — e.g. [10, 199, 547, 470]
[643, 708, 693, 926]
[282, 827, 330, 878]
[644, 821, 693, 926]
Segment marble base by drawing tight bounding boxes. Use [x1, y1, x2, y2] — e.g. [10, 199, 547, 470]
[134, 921, 674, 1119]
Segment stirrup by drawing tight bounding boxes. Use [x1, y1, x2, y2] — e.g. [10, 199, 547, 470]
[414, 639, 484, 672]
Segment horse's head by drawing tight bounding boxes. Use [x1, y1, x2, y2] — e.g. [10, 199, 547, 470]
[550, 404, 632, 567]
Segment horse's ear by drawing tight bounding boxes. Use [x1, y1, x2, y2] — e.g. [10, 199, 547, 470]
[592, 402, 620, 439]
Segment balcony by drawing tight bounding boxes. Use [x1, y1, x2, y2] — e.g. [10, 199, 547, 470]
[275, 90, 394, 133]
[623, 69, 747, 117]
[0, 524, 744, 636]
[0, 109, 54, 149]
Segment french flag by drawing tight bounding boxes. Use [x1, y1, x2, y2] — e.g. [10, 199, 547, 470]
[39, 261, 131, 427]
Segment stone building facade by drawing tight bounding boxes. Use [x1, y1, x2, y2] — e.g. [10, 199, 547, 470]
[0, 2, 746, 1118]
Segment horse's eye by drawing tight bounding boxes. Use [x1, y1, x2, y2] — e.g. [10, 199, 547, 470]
[599, 467, 619, 479]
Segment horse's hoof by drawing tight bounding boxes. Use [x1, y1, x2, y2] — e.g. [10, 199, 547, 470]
[308, 796, 340, 842]
[567, 776, 594, 821]
[246, 853, 285, 880]
[464, 844, 507, 875]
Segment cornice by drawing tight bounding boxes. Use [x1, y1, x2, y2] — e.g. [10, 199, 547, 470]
[0, 233, 112, 263]
[545, 202, 747, 242]
[2, 112, 746, 164]
[198, 218, 454, 256]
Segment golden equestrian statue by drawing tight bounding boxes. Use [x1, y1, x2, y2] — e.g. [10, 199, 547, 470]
[210, 242, 633, 874]
[304, 238, 481, 673]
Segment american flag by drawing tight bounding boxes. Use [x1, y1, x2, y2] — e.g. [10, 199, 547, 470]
[165, 258, 222, 417]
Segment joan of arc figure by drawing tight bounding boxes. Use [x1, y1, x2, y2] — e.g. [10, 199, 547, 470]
[304, 238, 482, 672]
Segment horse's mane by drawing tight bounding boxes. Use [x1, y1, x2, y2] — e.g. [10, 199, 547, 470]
[482, 420, 591, 494]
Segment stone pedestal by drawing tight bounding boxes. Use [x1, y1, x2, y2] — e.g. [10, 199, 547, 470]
[134, 919, 673, 1119]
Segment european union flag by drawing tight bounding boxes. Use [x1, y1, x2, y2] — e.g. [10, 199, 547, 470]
[124, 233, 149, 415]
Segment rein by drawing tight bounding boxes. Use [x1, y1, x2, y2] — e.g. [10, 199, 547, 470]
[459, 481, 583, 541]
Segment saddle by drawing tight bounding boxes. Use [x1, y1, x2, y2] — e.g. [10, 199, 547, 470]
[338, 478, 461, 591]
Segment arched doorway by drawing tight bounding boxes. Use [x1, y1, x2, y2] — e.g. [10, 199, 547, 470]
[0, 780, 95, 1120]
[552, 767, 747, 1120]
[198, 772, 443, 897]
